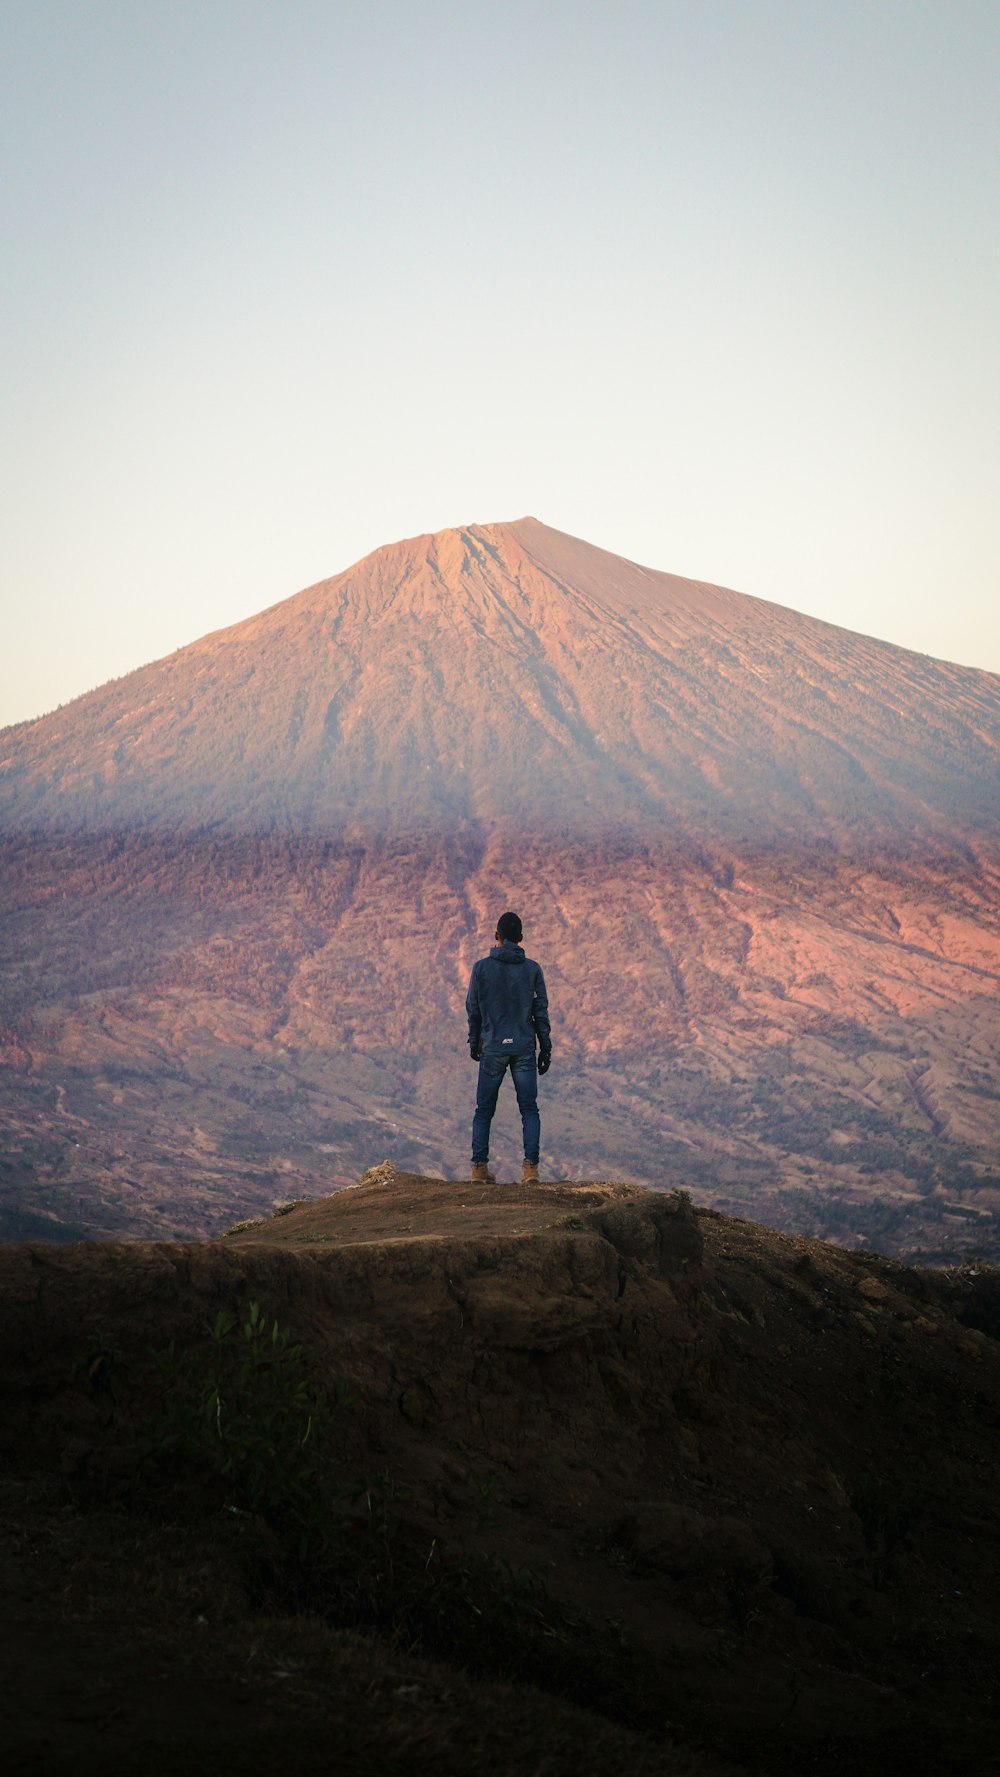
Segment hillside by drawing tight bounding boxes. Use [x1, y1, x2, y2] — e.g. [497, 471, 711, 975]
[1, 1170, 998, 1775]
[1, 518, 999, 1253]
[3, 519, 1000, 839]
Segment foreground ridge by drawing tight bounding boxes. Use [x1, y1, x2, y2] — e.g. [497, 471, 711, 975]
[1, 1172, 997, 1775]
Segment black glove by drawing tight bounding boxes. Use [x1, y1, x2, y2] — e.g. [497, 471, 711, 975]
[537, 1048, 552, 1075]
[470, 1046, 481, 1062]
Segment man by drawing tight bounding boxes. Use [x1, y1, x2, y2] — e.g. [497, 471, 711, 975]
[466, 910, 552, 1185]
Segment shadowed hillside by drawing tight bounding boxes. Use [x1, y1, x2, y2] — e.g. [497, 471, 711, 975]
[1, 1170, 998, 1774]
[1, 519, 998, 1251]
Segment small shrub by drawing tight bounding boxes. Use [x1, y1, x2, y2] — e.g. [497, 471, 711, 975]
[143, 1302, 350, 1553]
[70, 1305, 581, 1696]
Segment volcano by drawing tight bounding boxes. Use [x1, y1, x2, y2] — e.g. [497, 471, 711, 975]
[1, 518, 999, 1252]
[3, 517, 999, 840]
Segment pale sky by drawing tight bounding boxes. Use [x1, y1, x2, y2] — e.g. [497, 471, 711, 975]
[2, 0, 998, 727]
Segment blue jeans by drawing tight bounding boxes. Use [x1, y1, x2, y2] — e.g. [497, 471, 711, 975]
[472, 1046, 540, 1165]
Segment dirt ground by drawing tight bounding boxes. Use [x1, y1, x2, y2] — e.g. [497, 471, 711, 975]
[1, 1168, 998, 1775]
[224, 1166, 646, 1243]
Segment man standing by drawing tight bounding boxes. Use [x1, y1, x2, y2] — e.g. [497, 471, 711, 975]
[466, 910, 552, 1185]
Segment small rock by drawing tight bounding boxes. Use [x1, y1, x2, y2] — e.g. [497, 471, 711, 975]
[359, 1160, 396, 1189]
[856, 1276, 891, 1302]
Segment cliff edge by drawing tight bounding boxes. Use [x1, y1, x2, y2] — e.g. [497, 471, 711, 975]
[1, 1170, 997, 1775]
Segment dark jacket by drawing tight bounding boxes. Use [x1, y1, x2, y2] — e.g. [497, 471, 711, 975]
[466, 943, 551, 1056]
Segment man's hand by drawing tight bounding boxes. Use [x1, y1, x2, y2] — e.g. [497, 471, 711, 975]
[470, 1046, 481, 1062]
[537, 1048, 552, 1075]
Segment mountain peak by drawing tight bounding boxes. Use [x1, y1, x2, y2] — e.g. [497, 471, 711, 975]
[2, 518, 998, 841]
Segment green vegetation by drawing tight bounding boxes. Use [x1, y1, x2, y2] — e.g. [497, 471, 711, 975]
[145, 1302, 344, 1535]
[74, 1303, 588, 1693]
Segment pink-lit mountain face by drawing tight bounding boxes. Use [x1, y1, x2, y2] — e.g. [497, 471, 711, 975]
[1, 519, 999, 1254]
[3, 518, 998, 841]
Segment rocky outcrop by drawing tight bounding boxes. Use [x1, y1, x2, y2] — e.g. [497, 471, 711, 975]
[588, 1189, 703, 1275]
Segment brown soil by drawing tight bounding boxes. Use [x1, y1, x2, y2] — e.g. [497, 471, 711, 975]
[226, 1167, 646, 1244]
[1, 1169, 998, 1775]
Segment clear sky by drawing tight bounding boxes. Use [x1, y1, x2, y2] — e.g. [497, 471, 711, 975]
[2, 0, 998, 727]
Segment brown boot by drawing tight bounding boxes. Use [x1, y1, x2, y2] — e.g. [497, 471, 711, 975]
[471, 1161, 496, 1185]
[521, 1160, 540, 1185]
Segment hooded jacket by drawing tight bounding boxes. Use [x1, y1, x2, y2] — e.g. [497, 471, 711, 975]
[466, 942, 551, 1057]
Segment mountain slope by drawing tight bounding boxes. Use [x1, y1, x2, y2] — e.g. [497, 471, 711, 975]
[3, 518, 999, 839]
[1, 519, 999, 1252]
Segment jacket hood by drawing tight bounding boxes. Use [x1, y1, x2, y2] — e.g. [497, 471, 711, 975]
[490, 942, 526, 965]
